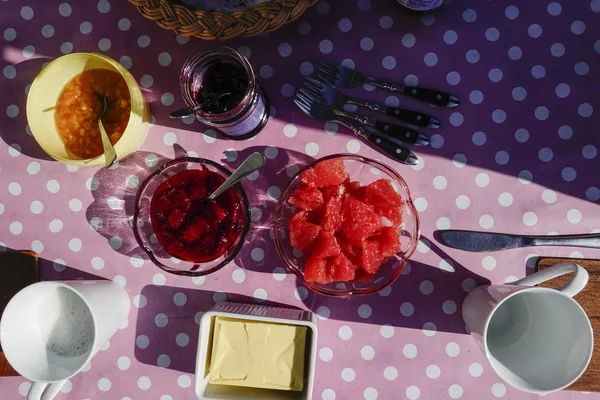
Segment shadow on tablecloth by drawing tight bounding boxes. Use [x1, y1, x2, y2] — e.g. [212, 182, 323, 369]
[134, 284, 298, 374]
[226, 146, 316, 275]
[201, 0, 599, 207]
[84, 143, 317, 276]
[0, 55, 54, 161]
[27, 252, 104, 282]
[297, 235, 491, 336]
[222, 145, 493, 335]
[1, 0, 598, 208]
[131, 239, 494, 374]
[0, 249, 106, 283]
[85, 143, 221, 258]
[85, 149, 174, 259]
[223, 146, 493, 336]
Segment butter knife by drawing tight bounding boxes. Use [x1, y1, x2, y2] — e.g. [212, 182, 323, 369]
[439, 230, 600, 252]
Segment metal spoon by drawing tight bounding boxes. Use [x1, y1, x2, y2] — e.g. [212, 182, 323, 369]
[96, 94, 117, 167]
[169, 92, 231, 119]
[207, 152, 265, 201]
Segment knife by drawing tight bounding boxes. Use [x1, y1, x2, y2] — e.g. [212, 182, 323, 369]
[438, 230, 600, 252]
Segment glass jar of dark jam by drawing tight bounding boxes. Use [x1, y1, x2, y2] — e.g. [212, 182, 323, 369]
[180, 47, 270, 140]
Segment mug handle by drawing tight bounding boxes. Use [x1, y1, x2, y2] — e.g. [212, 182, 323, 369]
[27, 380, 65, 400]
[512, 262, 589, 297]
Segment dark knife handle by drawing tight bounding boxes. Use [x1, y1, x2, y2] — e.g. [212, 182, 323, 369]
[374, 121, 429, 146]
[365, 133, 417, 165]
[385, 107, 439, 128]
[402, 86, 459, 108]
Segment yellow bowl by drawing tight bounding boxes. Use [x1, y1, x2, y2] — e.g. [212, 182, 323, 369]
[26, 52, 149, 166]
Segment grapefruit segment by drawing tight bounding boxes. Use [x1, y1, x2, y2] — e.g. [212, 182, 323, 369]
[378, 227, 401, 258]
[341, 195, 381, 246]
[288, 185, 324, 211]
[312, 230, 341, 259]
[329, 252, 356, 281]
[321, 195, 344, 231]
[289, 219, 320, 251]
[365, 179, 403, 209]
[304, 256, 331, 284]
[300, 167, 318, 187]
[378, 206, 403, 226]
[337, 234, 363, 268]
[344, 180, 367, 201]
[362, 239, 384, 274]
[322, 184, 346, 202]
[365, 179, 404, 225]
[313, 158, 348, 187]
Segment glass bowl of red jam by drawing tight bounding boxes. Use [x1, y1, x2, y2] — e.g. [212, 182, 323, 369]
[180, 47, 270, 140]
[133, 157, 250, 276]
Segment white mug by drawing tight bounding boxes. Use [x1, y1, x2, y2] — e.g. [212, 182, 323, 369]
[463, 262, 593, 394]
[0, 280, 130, 400]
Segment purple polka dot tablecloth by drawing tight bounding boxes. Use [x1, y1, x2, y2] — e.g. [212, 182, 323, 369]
[1, 0, 600, 399]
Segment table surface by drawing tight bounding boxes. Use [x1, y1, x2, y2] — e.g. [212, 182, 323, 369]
[1, 0, 599, 399]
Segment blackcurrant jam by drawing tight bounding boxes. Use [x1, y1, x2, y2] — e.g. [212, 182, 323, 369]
[199, 61, 248, 114]
[180, 47, 270, 140]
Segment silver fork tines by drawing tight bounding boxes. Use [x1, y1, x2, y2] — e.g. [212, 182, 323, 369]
[298, 85, 431, 146]
[294, 96, 316, 117]
[296, 88, 428, 148]
[294, 91, 418, 165]
[294, 98, 308, 114]
[300, 85, 322, 102]
[304, 77, 351, 108]
[317, 70, 337, 86]
[305, 77, 324, 91]
[295, 90, 338, 122]
[319, 61, 342, 76]
[317, 61, 459, 108]
[318, 61, 361, 87]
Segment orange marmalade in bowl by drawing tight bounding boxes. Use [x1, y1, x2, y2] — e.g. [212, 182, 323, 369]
[54, 69, 130, 159]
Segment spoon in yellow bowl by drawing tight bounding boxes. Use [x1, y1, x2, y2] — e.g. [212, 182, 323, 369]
[96, 93, 117, 167]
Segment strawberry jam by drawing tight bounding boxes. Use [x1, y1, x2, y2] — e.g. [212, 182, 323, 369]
[150, 169, 244, 262]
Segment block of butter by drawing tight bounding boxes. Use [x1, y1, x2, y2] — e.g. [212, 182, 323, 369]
[208, 317, 307, 391]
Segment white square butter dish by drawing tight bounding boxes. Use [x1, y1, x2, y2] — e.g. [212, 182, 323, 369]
[195, 302, 317, 400]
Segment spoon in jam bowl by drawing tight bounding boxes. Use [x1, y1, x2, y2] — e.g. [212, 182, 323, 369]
[169, 92, 231, 119]
[208, 152, 265, 201]
[95, 93, 118, 167]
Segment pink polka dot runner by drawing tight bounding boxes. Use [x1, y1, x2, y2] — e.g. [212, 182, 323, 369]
[1, 0, 599, 399]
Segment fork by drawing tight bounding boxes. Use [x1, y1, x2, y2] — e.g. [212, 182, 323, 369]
[318, 61, 459, 108]
[304, 77, 440, 128]
[294, 93, 419, 165]
[297, 89, 429, 147]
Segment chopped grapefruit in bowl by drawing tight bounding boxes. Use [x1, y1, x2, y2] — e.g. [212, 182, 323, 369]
[274, 154, 420, 297]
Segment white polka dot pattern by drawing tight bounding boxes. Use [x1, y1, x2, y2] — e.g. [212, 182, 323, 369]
[0, 1, 599, 400]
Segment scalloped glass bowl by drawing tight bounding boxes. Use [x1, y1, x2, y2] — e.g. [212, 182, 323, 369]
[274, 154, 420, 297]
[133, 157, 250, 276]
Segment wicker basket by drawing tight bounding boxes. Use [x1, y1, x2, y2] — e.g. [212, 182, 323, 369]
[128, 0, 317, 40]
